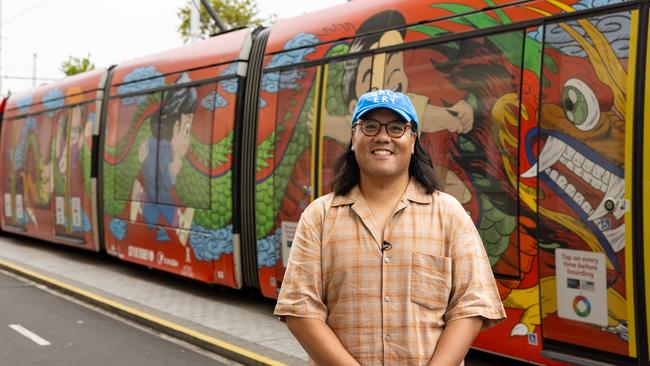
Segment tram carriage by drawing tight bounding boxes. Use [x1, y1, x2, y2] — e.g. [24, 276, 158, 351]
[1, 1, 649, 365]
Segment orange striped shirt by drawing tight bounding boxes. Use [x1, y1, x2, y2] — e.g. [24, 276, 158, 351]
[274, 178, 506, 365]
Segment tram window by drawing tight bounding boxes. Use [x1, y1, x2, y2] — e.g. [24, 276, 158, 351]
[156, 82, 215, 210]
[3, 117, 26, 222]
[383, 31, 524, 277]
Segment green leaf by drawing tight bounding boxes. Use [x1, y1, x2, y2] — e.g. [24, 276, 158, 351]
[543, 53, 559, 74]
[409, 25, 449, 38]
[60, 54, 95, 76]
[430, 3, 477, 14]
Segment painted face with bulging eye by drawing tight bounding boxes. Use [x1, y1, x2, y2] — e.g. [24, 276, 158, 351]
[562, 78, 600, 131]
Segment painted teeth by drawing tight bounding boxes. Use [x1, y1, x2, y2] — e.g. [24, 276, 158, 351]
[599, 223, 626, 252]
[542, 166, 623, 221]
[544, 167, 595, 216]
[523, 137, 624, 221]
[521, 136, 566, 178]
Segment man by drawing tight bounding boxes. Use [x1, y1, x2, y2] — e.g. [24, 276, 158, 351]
[274, 90, 505, 365]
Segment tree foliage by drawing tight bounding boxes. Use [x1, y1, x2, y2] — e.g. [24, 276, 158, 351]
[60, 55, 95, 76]
[177, 0, 274, 42]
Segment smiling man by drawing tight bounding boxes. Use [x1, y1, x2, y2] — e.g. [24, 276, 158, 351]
[274, 90, 505, 366]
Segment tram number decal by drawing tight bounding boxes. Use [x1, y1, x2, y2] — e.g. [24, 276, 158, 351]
[4, 193, 11, 218]
[15, 194, 23, 221]
[71, 197, 81, 228]
[55, 196, 65, 225]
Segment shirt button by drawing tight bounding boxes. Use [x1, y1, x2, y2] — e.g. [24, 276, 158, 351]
[385, 335, 391, 342]
[384, 257, 390, 263]
[384, 295, 390, 302]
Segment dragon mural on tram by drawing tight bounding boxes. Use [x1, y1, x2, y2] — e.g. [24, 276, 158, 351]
[257, 0, 631, 357]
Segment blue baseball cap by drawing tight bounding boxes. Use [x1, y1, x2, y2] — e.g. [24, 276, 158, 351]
[351, 90, 419, 129]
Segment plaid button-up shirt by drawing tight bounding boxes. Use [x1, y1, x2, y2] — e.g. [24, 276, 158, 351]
[274, 178, 505, 365]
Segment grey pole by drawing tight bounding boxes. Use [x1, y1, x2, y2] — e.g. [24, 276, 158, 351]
[199, 0, 227, 33]
[32, 53, 36, 87]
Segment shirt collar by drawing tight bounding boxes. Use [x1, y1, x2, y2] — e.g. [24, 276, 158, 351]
[403, 177, 432, 204]
[331, 177, 432, 207]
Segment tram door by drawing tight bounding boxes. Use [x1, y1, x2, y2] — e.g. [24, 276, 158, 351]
[2, 117, 27, 230]
[536, 7, 640, 364]
[273, 64, 322, 277]
[52, 105, 88, 244]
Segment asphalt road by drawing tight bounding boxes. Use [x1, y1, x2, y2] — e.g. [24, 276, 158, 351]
[0, 270, 238, 366]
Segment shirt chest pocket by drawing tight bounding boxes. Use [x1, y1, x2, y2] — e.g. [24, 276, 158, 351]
[410, 252, 452, 310]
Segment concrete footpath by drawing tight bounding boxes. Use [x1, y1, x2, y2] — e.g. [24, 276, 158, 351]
[0, 234, 307, 366]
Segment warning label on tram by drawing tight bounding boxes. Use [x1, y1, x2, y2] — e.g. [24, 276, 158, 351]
[556, 249, 607, 326]
[281, 221, 298, 268]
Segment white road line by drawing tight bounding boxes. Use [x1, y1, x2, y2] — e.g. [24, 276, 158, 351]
[9, 324, 51, 346]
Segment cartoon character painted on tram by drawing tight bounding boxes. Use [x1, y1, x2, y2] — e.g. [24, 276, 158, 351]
[321, 10, 474, 201]
[129, 74, 197, 229]
[254, 4, 631, 350]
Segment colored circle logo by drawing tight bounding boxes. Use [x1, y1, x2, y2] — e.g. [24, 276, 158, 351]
[572, 295, 591, 318]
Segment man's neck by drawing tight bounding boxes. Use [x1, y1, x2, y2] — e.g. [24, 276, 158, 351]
[358, 173, 410, 204]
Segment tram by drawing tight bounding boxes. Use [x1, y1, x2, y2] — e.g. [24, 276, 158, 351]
[1, 1, 648, 365]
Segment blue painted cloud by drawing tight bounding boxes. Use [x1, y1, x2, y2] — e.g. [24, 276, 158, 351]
[43, 89, 64, 110]
[109, 218, 127, 240]
[573, 0, 624, 10]
[220, 78, 238, 94]
[189, 224, 233, 261]
[15, 95, 33, 112]
[261, 32, 319, 93]
[117, 66, 165, 106]
[201, 91, 227, 110]
[257, 228, 281, 268]
[221, 63, 237, 76]
[156, 227, 170, 241]
[530, 7, 630, 58]
[218, 64, 239, 93]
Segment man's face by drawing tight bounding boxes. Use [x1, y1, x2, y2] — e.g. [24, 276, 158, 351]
[351, 108, 415, 181]
[171, 113, 193, 157]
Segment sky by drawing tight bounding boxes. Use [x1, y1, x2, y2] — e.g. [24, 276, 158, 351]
[0, 0, 347, 97]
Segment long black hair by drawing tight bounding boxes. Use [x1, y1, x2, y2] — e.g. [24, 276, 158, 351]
[331, 130, 439, 196]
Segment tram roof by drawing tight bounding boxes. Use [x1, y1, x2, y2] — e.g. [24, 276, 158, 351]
[4, 68, 108, 118]
[262, 0, 577, 65]
[110, 27, 252, 91]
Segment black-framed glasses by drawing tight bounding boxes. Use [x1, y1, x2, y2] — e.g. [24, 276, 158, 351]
[353, 119, 413, 138]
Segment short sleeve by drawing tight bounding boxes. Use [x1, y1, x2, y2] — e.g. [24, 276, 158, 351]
[273, 203, 328, 322]
[443, 199, 506, 329]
